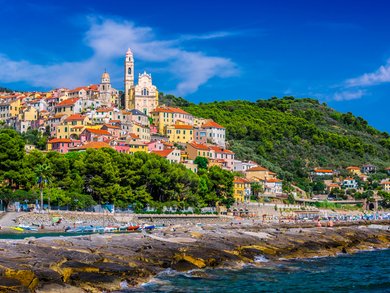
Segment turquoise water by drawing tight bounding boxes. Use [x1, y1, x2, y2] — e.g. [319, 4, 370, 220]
[130, 249, 390, 292]
[0, 232, 96, 239]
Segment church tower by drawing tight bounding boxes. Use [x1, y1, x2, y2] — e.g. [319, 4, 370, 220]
[124, 48, 134, 109]
[99, 70, 111, 106]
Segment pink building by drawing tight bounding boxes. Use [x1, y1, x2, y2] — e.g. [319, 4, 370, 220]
[47, 138, 80, 154]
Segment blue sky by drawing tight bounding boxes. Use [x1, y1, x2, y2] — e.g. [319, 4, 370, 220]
[0, 0, 389, 132]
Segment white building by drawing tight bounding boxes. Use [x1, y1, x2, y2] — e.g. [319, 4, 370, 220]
[201, 121, 226, 147]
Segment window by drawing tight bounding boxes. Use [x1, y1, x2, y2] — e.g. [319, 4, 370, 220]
[128, 67, 132, 74]
[142, 88, 149, 96]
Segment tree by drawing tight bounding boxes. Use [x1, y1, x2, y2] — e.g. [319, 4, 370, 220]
[35, 163, 51, 211]
[194, 156, 208, 170]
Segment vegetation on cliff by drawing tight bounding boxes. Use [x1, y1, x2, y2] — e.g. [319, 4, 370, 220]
[174, 96, 390, 188]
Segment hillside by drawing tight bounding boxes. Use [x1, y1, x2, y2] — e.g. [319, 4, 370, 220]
[170, 96, 390, 187]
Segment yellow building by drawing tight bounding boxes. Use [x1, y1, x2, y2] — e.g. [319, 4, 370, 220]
[19, 106, 38, 121]
[128, 141, 148, 154]
[166, 124, 194, 144]
[346, 166, 362, 176]
[151, 106, 194, 134]
[56, 114, 91, 139]
[131, 122, 151, 141]
[0, 98, 21, 120]
[233, 177, 251, 203]
[381, 181, 390, 192]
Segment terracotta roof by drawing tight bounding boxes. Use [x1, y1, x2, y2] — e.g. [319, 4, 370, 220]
[96, 107, 114, 113]
[234, 177, 249, 184]
[188, 142, 209, 150]
[65, 114, 86, 122]
[381, 181, 390, 185]
[129, 133, 140, 139]
[172, 124, 193, 130]
[328, 183, 340, 187]
[202, 121, 225, 129]
[84, 128, 111, 135]
[77, 141, 112, 150]
[152, 106, 190, 115]
[346, 166, 360, 170]
[266, 178, 282, 183]
[152, 149, 174, 157]
[247, 166, 268, 172]
[314, 169, 333, 173]
[69, 86, 88, 93]
[385, 167, 390, 170]
[209, 146, 234, 154]
[109, 120, 121, 123]
[48, 138, 72, 143]
[55, 98, 79, 107]
[102, 124, 121, 129]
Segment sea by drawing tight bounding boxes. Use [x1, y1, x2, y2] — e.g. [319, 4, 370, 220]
[124, 249, 390, 293]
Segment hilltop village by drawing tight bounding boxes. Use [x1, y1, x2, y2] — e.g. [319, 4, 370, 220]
[1, 49, 390, 208]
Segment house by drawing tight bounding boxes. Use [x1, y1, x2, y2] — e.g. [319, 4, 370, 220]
[342, 177, 358, 189]
[208, 146, 235, 170]
[127, 141, 148, 153]
[182, 160, 198, 173]
[56, 114, 91, 139]
[245, 166, 276, 181]
[129, 109, 149, 126]
[152, 149, 181, 164]
[233, 160, 258, 173]
[193, 127, 207, 144]
[186, 142, 210, 160]
[166, 124, 194, 144]
[0, 97, 21, 121]
[201, 120, 226, 147]
[264, 178, 283, 195]
[80, 128, 112, 143]
[54, 98, 82, 115]
[151, 106, 194, 134]
[91, 107, 115, 123]
[380, 180, 390, 192]
[47, 138, 80, 153]
[233, 177, 252, 202]
[326, 183, 340, 193]
[361, 164, 376, 174]
[346, 166, 362, 176]
[101, 124, 121, 139]
[147, 140, 166, 152]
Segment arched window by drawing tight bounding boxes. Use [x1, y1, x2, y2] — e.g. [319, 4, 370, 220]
[142, 88, 149, 96]
[128, 67, 132, 75]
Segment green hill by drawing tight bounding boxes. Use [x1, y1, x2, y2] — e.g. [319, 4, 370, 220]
[172, 96, 390, 187]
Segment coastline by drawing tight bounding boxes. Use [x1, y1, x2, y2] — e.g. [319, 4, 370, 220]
[0, 220, 388, 292]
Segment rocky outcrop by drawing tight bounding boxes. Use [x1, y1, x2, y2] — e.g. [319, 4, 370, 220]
[0, 221, 388, 292]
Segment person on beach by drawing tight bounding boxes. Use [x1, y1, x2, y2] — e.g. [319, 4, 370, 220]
[316, 220, 322, 227]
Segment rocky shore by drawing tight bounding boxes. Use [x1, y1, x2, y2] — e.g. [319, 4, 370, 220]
[0, 220, 389, 292]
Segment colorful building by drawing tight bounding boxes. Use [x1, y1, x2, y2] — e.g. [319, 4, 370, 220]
[233, 177, 251, 202]
[166, 124, 194, 144]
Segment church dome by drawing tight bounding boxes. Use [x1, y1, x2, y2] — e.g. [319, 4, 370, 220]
[101, 71, 110, 80]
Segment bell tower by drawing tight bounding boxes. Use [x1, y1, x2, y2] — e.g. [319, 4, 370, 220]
[124, 48, 134, 109]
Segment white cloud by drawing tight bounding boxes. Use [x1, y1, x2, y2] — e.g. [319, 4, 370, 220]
[345, 59, 390, 87]
[0, 17, 238, 95]
[332, 89, 365, 101]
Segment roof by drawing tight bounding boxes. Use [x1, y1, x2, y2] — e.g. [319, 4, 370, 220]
[171, 124, 193, 130]
[65, 114, 86, 122]
[96, 107, 114, 113]
[346, 166, 360, 170]
[152, 106, 190, 115]
[55, 98, 80, 107]
[77, 142, 112, 150]
[381, 181, 390, 185]
[202, 121, 225, 129]
[188, 142, 209, 150]
[385, 167, 390, 170]
[129, 133, 140, 139]
[328, 183, 340, 187]
[314, 169, 333, 173]
[102, 124, 121, 129]
[247, 166, 268, 172]
[209, 146, 234, 154]
[84, 128, 111, 135]
[48, 138, 72, 143]
[234, 177, 250, 184]
[266, 178, 282, 183]
[152, 149, 174, 158]
[130, 109, 147, 116]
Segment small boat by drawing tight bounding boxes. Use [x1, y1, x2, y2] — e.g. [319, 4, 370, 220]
[11, 227, 24, 232]
[127, 223, 140, 231]
[18, 225, 38, 231]
[104, 226, 119, 233]
[143, 225, 155, 231]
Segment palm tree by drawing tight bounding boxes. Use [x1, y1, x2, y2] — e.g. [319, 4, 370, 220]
[35, 163, 51, 212]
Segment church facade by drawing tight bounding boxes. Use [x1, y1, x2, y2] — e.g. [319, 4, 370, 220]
[124, 49, 158, 115]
